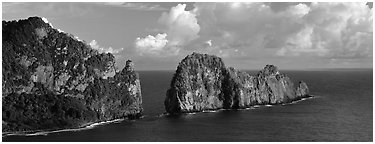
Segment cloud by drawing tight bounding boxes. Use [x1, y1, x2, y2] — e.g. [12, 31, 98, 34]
[103, 2, 168, 11]
[276, 27, 329, 56]
[135, 3, 200, 56]
[206, 40, 212, 47]
[89, 40, 123, 54]
[191, 2, 372, 60]
[132, 2, 371, 69]
[135, 33, 180, 56]
[158, 3, 200, 46]
[283, 3, 310, 17]
[276, 2, 373, 59]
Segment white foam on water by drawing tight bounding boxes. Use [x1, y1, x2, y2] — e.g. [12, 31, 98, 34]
[238, 107, 254, 111]
[285, 96, 315, 105]
[202, 110, 218, 113]
[301, 96, 314, 101]
[157, 113, 168, 118]
[187, 112, 196, 115]
[265, 104, 273, 107]
[3, 119, 125, 137]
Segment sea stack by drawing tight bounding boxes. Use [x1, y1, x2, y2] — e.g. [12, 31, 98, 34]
[2, 17, 142, 132]
[165, 53, 310, 114]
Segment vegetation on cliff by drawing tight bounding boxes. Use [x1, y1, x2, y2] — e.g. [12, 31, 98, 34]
[165, 53, 311, 114]
[2, 17, 142, 133]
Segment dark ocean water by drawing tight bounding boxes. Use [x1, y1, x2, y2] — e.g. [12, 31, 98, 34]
[3, 69, 373, 142]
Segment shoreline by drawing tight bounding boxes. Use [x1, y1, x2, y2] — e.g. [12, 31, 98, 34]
[2, 118, 125, 137]
[3, 95, 315, 137]
[162, 95, 315, 116]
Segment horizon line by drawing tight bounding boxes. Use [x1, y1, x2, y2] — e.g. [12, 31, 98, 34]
[136, 67, 373, 71]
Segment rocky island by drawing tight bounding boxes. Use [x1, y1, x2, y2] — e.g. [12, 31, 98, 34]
[165, 53, 310, 114]
[2, 17, 142, 133]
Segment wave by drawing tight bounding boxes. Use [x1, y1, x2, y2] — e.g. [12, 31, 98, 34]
[155, 96, 317, 119]
[3, 118, 125, 137]
[237, 107, 256, 111]
[301, 96, 315, 101]
[187, 112, 197, 115]
[202, 109, 225, 113]
[202, 110, 217, 113]
[157, 113, 170, 118]
[283, 96, 316, 105]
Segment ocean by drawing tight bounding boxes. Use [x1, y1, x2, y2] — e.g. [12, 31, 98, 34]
[3, 69, 373, 142]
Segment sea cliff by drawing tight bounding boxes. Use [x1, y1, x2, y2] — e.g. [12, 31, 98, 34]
[2, 17, 142, 133]
[165, 53, 310, 114]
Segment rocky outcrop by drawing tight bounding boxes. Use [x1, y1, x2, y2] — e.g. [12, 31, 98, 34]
[165, 53, 311, 114]
[296, 81, 309, 98]
[2, 17, 142, 132]
[256, 65, 299, 104]
[165, 53, 226, 113]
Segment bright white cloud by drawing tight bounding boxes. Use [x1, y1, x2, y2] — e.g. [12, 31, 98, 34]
[89, 40, 123, 54]
[206, 40, 212, 47]
[135, 3, 200, 56]
[132, 2, 372, 69]
[41, 17, 49, 23]
[41, 17, 54, 28]
[192, 2, 372, 60]
[158, 3, 200, 46]
[283, 3, 311, 17]
[135, 33, 179, 56]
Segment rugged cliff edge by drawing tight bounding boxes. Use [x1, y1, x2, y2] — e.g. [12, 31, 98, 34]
[2, 17, 142, 133]
[165, 53, 310, 114]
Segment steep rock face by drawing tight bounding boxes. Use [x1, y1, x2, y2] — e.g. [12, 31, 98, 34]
[165, 53, 226, 113]
[165, 53, 311, 114]
[2, 17, 142, 132]
[222, 67, 258, 109]
[256, 65, 298, 104]
[296, 81, 309, 98]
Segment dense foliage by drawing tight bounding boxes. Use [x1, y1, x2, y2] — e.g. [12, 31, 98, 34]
[165, 53, 311, 114]
[2, 17, 142, 133]
[3, 93, 97, 132]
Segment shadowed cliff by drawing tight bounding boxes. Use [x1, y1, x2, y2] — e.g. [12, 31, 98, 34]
[2, 17, 142, 133]
[165, 53, 310, 114]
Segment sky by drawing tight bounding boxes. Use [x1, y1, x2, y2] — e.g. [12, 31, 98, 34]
[2, 2, 373, 70]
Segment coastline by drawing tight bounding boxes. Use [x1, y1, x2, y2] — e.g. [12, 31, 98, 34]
[163, 95, 315, 116]
[3, 95, 315, 137]
[2, 118, 126, 137]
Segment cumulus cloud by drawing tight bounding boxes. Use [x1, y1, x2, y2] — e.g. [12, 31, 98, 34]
[158, 3, 200, 46]
[135, 3, 200, 56]
[135, 33, 180, 56]
[206, 40, 212, 47]
[283, 3, 311, 17]
[89, 40, 123, 54]
[192, 2, 372, 60]
[276, 27, 329, 56]
[132, 2, 372, 69]
[277, 2, 373, 58]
